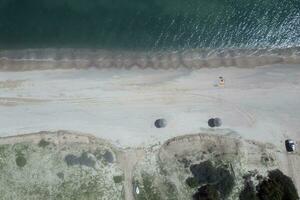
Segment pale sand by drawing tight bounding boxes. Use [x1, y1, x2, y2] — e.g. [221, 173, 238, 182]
[1, 50, 300, 198]
[0, 64, 299, 148]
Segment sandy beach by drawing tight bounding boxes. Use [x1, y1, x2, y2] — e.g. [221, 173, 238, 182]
[0, 63, 299, 147]
[0, 56, 300, 199]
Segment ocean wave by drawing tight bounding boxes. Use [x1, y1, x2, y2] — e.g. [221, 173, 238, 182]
[0, 47, 299, 71]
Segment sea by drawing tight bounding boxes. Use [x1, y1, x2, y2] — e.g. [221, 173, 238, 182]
[0, 0, 299, 69]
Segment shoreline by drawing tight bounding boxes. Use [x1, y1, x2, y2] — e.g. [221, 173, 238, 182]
[0, 47, 299, 71]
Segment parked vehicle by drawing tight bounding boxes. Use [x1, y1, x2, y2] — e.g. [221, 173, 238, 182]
[285, 139, 296, 152]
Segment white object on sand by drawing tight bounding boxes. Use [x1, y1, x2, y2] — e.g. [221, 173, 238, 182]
[135, 186, 140, 194]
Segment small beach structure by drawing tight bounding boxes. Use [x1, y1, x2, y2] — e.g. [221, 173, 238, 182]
[154, 118, 167, 128]
[218, 76, 225, 87]
[208, 118, 222, 128]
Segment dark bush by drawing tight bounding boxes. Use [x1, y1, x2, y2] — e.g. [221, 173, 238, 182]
[113, 175, 123, 184]
[256, 169, 299, 200]
[269, 170, 299, 200]
[38, 139, 50, 148]
[103, 150, 114, 163]
[189, 161, 235, 198]
[239, 181, 259, 200]
[193, 184, 220, 200]
[186, 177, 199, 188]
[216, 170, 235, 198]
[257, 178, 283, 200]
[64, 152, 95, 168]
[239, 169, 299, 200]
[190, 161, 218, 184]
[16, 155, 27, 167]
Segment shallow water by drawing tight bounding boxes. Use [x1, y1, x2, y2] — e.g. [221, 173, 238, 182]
[0, 0, 299, 50]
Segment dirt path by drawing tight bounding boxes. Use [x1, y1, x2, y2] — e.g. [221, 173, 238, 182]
[118, 149, 145, 200]
[286, 153, 300, 192]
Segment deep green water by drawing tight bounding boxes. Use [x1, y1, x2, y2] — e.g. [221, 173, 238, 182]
[0, 0, 299, 50]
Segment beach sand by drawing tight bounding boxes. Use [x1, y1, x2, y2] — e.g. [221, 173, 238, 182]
[0, 58, 300, 195]
[0, 63, 299, 147]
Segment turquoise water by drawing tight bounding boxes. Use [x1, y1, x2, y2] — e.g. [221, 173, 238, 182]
[0, 0, 299, 50]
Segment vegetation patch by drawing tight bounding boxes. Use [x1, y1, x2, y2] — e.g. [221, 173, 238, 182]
[93, 149, 114, 164]
[0, 145, 9, 169]
[15, 153, 27, 167]
[0, 145, 8, 156]
[0, 138, 124, 200]
[135, 173, 161, 200]
[193, 184, 220, 200]
[186, 160, 235, 198]
[186, 177, 199, 188]
[177, 157, 192, 168]
[162, 180, 179, 200]
[113, 175, 123, 184]
[38, 139, 50, 148]
[257, 169, 299, 200]
[260, 153, 275, 167]
[239, 180, 258, 200]
[56, 172, 64, 180]
[239, 169, 299, 200]
[13, 143, 29, 154]
[103, 150, 114, 163]
[64, 152, 96, 168]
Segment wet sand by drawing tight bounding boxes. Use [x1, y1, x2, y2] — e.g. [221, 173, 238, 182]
[0, 47, 300, 71]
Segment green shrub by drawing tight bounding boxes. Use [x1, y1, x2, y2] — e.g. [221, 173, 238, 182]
[189, 161, 235, 198]
[113, 176, 123, 184]
[257, 179, 283, 200]
[16, 154, 27, 167]
[240, 169, 299, 200]
[216, 170, 235, 198]
[257, 169, 299, 200]
[239, 181, 259, 200]
[38, 139, 50, 148]
[186, 177, 199, 188]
